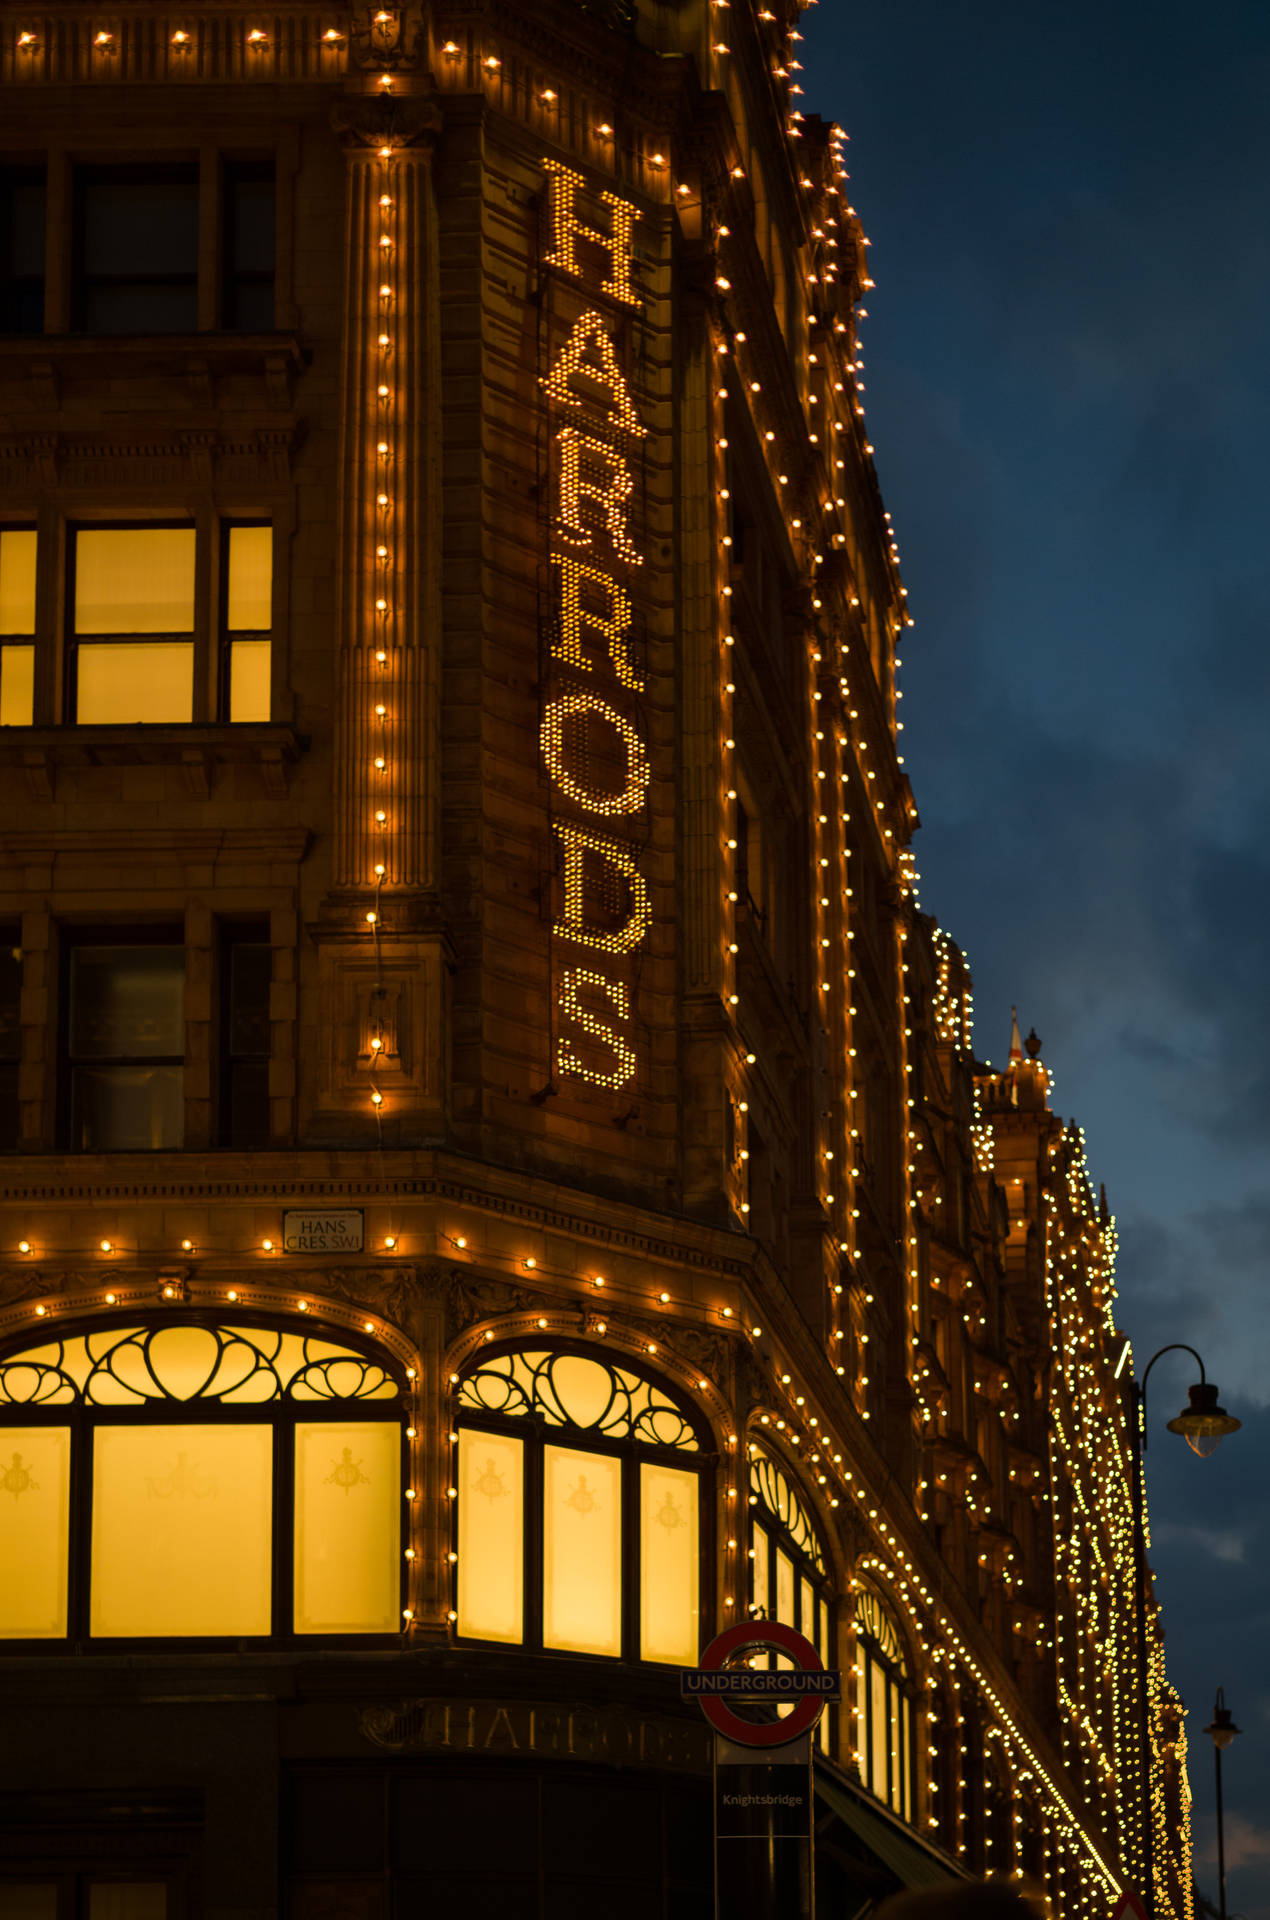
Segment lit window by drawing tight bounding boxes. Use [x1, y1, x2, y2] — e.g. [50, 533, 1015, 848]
[455, 1347, 707, 1664]
[65, 939, 185, 1152]
[0, 1322, 404, 1643]
[71, 527, 196, 723]
[223, 523, 273, 721]
[748, 1443, 833, 1750]
[857, 1589, 914, 1820]
[0, 527, 37, 725]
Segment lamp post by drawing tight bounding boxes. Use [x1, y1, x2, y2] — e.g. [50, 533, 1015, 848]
[1122, 1344, 1240, 1919]
[1203, 1688, 1240, 1920]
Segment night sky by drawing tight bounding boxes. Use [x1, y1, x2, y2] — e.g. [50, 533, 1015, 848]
[802, 2, 1270, 1907]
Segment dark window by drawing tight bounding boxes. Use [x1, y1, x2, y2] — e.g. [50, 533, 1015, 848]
[73, 165, 199, 334]
[223, 162, 275, 330]
[65, 939, 185, 1150]
[0, 166, 45, 334]
[0, 936, 21, 1151]
[221, 925, 271, 1149]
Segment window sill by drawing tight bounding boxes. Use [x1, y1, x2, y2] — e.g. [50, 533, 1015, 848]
[0, 331, 306, 409]
[0, 722, 304, 799]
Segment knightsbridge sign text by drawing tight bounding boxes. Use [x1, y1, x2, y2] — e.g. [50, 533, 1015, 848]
[539, 160, 652, 1092]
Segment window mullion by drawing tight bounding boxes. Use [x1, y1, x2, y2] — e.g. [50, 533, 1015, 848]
[191, 506, 214, 723]
[197, 147, 220, 332]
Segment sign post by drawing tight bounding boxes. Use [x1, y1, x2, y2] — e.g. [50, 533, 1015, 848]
[683, 1621, 840, 1919]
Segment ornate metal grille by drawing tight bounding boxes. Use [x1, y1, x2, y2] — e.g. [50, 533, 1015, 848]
[0, 1324, 399, 1408]
[456, 1349, 699, 1451]
[749, 1445, 826, 1571]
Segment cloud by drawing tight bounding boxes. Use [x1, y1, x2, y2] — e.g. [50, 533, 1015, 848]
[1151, 1521, 1246, 1564]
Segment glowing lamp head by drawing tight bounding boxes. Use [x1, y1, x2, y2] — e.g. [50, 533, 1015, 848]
[1204, 1690, 1241, 1750]
[1165, 1382, 1241, 1457]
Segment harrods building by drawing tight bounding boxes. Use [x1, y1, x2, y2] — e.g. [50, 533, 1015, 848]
[0, 4, 1193, 1917]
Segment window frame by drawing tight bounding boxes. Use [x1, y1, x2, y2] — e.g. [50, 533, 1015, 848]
[453, 1340, 714, 1666]
[0, 1317, 409, 1653]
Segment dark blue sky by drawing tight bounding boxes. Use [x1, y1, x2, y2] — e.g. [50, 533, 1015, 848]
[803, 2, 1270, 1905]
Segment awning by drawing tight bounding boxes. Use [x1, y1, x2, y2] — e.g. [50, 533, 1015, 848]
[815, 1762, 966, 1896]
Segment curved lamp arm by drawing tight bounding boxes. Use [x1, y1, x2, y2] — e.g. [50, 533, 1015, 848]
[1136, 1343, 1207, 1452]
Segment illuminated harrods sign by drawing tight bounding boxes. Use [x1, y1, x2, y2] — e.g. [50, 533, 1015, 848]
[283, 1209, 364, 1253]
[539, 159, 655, 1093]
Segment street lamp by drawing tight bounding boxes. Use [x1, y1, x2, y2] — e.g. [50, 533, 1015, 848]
[1203, 1688, 1241, 1920]
[1121, 1343, 1241, 1919]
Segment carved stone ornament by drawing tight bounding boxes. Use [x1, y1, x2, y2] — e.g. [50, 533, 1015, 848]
[348, 5, 425, 71]
[0, 1268, 71, 1310]
[330, 91, 440, 154]
[311, 1266, 424, 1341]
[446, 1273, 541, 1342]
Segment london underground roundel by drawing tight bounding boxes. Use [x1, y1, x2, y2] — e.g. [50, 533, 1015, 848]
[685, 1620, 839, 1748]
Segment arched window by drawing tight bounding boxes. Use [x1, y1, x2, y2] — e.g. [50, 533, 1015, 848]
[0, 1321, 405, 1643]
[454, 1345, 708, 1665]
[856, 1590, 915, 1822]
[746, 1443, 833, 1748]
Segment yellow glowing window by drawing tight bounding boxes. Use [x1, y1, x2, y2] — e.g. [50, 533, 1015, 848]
[0, 1426, 69, 1638]
[0, 529, 37, 634]
[76, 643, 193, 724]
[457, 1345, 705, 1665]
[294, 1420, 400, 1633]
[227, 525, 272, 630]
[457, 1428, 524, 1644]
[225, 525, 272, 722]
[0, 644, 34, 725]
[857, 1590, 912, 1818]
[73, 527, 196, 724]
[0, 1322, 404, 1644]
[544, 1443, 621, 1656]
[639, 1460, 699, 1664]
[91, 1422, 273, 1636]
[75, 528, 196, 633]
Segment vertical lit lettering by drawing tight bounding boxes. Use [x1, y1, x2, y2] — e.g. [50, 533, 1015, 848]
[543, 159, 641, 309]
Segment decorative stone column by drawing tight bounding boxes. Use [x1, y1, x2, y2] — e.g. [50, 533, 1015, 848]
[307, 89, 449, 1146]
